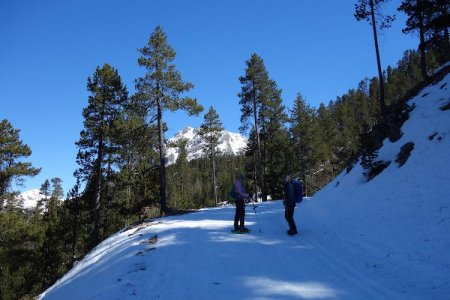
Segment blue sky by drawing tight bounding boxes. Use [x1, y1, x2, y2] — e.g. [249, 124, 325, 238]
[1, 0, 418, 194]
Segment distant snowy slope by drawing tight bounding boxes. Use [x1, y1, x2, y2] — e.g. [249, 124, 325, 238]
[17, 188, 46, 209]
[40, 71, 450, 299]
[166, 127, 247, 165]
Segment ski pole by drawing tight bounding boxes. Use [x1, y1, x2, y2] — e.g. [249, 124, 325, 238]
[251, 202, 261, 233]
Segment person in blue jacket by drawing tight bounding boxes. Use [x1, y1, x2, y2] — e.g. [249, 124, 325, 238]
[283, 174, 298, 235]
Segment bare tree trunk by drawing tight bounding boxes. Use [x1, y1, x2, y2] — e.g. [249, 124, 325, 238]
[92, 134, 103, 247]
[370, 0, 386, 112]
[253, 100, 267, 201]
[418, 2, 428, 80]
[212, 150, 217, 205]
[157, 101, 168, 215]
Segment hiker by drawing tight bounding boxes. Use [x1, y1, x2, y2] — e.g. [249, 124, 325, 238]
[283, 174, 298, 235]
[233, 174, 251, 233]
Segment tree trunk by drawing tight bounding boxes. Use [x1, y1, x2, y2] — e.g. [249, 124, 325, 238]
[157, 101, 168, 215]
[418, 5, 428, 80]
[370, 0, 386, 112]
[253, 100, 267, 201]
[212, 150, 217, 205]
[92, 134, 103, 247]
[444, 25, 450, 62]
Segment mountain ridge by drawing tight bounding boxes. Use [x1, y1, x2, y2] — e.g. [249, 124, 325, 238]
[166, 126, 247, 165]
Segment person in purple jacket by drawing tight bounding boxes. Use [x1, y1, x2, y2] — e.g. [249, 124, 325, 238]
[284, 174, 298, 235]
[232, 174, 251, 233]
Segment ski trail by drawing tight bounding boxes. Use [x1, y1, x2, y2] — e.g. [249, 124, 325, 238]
[250, 202, 403, 299]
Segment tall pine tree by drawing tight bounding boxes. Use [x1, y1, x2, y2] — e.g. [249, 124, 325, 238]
[134, 26, 203, 214]
[75, 63, 128, 246]
[238, 53, 272, 201]
[199, 106, 224, 205]
[0, 119, 41, 210]
[355, 0, 395, 112]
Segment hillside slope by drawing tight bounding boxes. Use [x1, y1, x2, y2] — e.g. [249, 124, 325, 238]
[40, 71, 450, 299]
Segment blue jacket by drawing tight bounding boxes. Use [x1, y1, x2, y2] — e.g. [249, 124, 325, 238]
[284, 181, 296, 207]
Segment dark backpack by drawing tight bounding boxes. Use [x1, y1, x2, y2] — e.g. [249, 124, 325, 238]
[292, 179, 303, 203]
[227, 183, 237, 203]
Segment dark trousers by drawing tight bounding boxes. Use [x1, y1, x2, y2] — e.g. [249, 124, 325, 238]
[234, 199, 245, 229]
[285, 205, 297, 231]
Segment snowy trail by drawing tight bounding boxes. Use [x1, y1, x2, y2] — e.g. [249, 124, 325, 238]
[41, 199, 449, 300]
[246, 202, 402, 300]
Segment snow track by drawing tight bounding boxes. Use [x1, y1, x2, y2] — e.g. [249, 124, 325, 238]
[41, 199, 449, 299]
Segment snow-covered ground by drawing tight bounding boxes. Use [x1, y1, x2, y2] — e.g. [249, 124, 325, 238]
[40, 72, 450, 299]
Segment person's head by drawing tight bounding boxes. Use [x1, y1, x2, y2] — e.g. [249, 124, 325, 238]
[284, 174, 291, 183]
[237, 174, 245, 181]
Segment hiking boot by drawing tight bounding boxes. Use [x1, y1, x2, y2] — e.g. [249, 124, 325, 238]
[287, 229, 298, 235]
[239, 227, 250, 233]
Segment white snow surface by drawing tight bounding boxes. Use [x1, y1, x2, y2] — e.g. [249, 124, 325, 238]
[165, 127, 247, 165]
[17, 188, 47, 209]
[40, 74, 450, 299]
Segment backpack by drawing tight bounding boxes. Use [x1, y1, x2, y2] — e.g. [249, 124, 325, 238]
[292, 179, 303, 203]
[227, 183, 237, 203]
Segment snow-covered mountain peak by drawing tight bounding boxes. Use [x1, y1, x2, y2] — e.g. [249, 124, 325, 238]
[17, 188, 48, 209]
[166, 127, 247, 165]
[173, 126, 196, 140]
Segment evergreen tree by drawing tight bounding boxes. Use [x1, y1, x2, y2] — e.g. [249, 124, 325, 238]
[289, 93, 320, 193]
[112, 108, 160, 225]
[428, 0, 450, 62]
[62, 175, 89, 267]
[398, 0, 450, 76]
[0, 211, 45, 299]
[399, 0, 434, 79]
[41, 177, 64, 287]
[168, 138, 191, 209]
[355, 0, 396, 112]
[134, 26, 203, 214]
[261, 80, 289, 199]
[75, 63, 128, 246]
[311, 103, 335, 191]
[0, 119, 41, 210]
[38, 179, 51, 210]
[238, 53, 272, 201]
[40, 179, 50, 197]
[199, 106, 224, 205]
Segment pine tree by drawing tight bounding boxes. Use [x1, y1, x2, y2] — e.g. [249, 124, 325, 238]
[238, 53, 272, 201]
[199, 106, 224, 205]
[135, 26, 203, 214]
[355, 0, 395, 112]
[0, 210, 45, 299]
[261, 80, 289, 199]
[0, 119, 41, 210]
[112, 107, 160, 225]
[428, 0, 450, 62]
[398, 0, 434, 79]
[289, 93, 317, 185]
[398, 0, 450, 76]
[75, 63, 128, 246]
[168, 138, 191, 209]
[41, 177, 64, 287]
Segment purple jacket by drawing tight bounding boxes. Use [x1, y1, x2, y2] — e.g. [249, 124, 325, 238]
[234, 180, 249, 200]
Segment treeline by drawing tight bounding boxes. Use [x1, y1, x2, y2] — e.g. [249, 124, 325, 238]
[1, 0, 449, 298]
